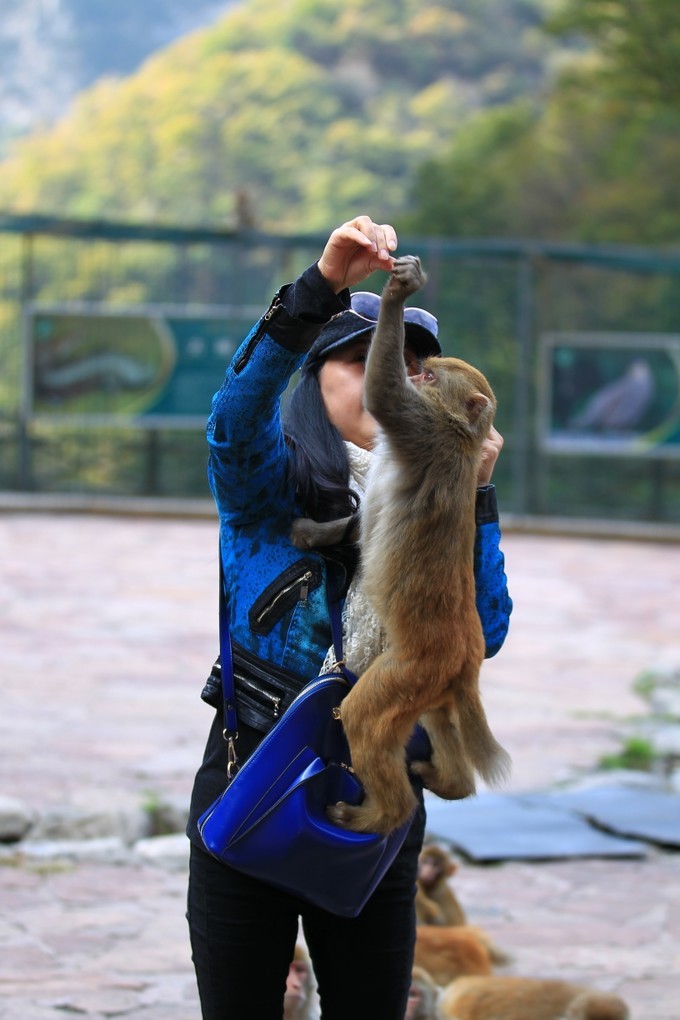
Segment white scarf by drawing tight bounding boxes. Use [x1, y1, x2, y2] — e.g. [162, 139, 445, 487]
[321, 442, 386, 675]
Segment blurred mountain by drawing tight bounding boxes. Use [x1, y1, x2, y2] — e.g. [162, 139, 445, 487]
[0, 0, 232, 153]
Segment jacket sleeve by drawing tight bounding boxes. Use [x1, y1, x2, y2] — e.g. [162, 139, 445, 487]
[206, 264, 348, 524]
[474, 485, 513, 657]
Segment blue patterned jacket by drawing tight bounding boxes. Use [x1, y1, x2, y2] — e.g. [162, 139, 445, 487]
[188, 263, 513, 841]
[206, 263, 512, 678]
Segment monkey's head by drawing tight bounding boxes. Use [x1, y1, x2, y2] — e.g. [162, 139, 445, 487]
[416, 356, 496, 443]
[418, 844, 458, 888]
[405, 966, 440, 1020]
[567, 991, 631, 1020]
[284, 944, 315, 1019]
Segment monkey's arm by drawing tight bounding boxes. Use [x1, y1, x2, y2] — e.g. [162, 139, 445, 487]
[474, 485, 513, 657]
[363, 256, 429, 431]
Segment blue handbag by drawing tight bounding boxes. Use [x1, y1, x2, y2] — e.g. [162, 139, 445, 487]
[197, 562, 413, 918]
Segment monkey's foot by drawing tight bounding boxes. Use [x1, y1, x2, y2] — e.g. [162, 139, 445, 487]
[410, 760, 476, 800]
[326, 799, 414, 836]
[290, 514, 355, 549]
[290, 518, 316, 549]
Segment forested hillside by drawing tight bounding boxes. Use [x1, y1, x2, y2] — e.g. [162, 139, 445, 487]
[0, 0, 571, 232]
[405, 0, 680, 243]
[0, 0, 231, 153]
[2, 0, 677, 243]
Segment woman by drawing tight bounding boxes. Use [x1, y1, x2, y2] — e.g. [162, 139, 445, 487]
[186, 215, 512, 1019]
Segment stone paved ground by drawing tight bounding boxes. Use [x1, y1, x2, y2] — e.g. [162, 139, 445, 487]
[1, 511, 679, 1019]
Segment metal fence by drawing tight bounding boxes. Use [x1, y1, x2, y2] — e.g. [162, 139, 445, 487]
[1, 213, 679, 525]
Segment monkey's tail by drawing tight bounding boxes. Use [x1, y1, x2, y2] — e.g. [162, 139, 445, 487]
[468, 927, 514, 966]
[458, 699, 512, 788]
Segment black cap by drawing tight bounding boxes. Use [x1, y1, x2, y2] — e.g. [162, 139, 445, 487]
[302, 291, 441, 375]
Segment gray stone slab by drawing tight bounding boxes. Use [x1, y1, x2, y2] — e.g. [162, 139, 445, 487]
[423, 793, 648, 862]
[521, 785, 680, 848]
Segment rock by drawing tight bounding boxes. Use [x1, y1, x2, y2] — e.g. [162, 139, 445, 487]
[133, 833, 190, 871]
[649, 683, 680, 720]
[17, 836, 131, 863]
[29, 803, 151, 844]
[0, 795, 36, 842]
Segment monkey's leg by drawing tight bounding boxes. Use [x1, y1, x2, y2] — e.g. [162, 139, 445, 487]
[410, 705, 477, 800]
[327, 654, 421, 834]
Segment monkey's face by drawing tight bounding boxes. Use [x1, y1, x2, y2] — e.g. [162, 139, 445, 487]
[416, 356, 496, 438]
[284, 959, 311, 1016]
[418, 854, 442, 889]
[418, 848, 458, 888]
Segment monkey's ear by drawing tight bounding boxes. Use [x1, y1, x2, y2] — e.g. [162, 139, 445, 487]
[465, 392, 489, 424]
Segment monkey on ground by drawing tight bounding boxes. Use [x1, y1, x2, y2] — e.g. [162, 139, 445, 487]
[292, 255, 510, 835]
[416, 843, 468, 926]
[405, 966, 441, 1020]
[284, 943, 317, 1020]
[437, 975, 630, 1020]
[415, 844, 512, 966]
[413, 925, 493, 987]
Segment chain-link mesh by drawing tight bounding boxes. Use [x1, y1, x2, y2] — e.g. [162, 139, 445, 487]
[1, 216, 678, 522]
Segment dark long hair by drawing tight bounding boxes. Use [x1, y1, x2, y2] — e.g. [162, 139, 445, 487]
[282, 370, 359, 524]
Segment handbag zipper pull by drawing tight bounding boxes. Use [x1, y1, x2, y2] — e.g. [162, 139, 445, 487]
[225, 733, 240, 779]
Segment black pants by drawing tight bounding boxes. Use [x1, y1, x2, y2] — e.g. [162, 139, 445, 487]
[187, 799, 425, 1020]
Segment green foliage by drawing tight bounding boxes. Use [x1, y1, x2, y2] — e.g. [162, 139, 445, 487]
[599, 736, 656, 773]
[0, 0, 567, 233]
[405, 0, 680, 244]
[547, 0, 680, 109]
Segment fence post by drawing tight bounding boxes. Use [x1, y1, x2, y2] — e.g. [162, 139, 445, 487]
[513, 251, 535, 514]
[17, 233, 34, 490]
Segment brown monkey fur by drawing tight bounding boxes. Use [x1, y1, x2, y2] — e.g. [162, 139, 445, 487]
[405, 966, 441, 1020]
[292, 255, 510, 834]
[283, 943, 317, 1020]
[413, 926, 493, 987]
[437, 975, 630, 1020]
[416, 844, 512, 966]
[416, 844, 468, 926]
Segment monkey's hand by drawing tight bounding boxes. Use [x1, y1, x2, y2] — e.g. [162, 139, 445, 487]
[386, 255, 427, 300]
[477, 425, 503, 486]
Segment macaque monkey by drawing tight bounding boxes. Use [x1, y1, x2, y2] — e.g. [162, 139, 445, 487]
[416, 844, 468, 926]
[415, 844, 512, 966]
[405, 966, 441, 1020]
[292, 255, 510, 835]
[284, 943, 317, 1020]
[413, 925, 493, 987]
[437, 975, 630, 1020]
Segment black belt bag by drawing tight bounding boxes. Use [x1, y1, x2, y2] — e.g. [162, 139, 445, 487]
[201, 641, 307, 732]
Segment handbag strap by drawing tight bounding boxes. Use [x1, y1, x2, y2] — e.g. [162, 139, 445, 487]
[218, 554, 347, 775]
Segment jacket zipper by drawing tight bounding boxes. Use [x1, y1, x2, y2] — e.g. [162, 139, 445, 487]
[233, 297, 281, 373]
[255, 568, 313, 627]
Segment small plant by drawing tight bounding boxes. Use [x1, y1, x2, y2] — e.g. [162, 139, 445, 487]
[633, 671, 658, 701]
[141, 790, 178, 836]
[599, 736, 656, 772]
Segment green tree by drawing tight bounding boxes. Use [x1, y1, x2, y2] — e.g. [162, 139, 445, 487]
[547, 0, 680, 109]
[0, 0, 566, 232]
[405, 0, 680, 244]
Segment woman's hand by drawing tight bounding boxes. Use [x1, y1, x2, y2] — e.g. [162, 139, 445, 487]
[318, 215, 397, 293]
[477, 426, 503, 486]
